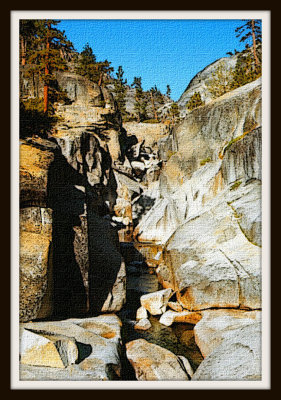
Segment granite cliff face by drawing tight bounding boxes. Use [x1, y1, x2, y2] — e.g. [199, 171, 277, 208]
[20, 73, 126, 321]
[177, 55, 238, 107]
[19, 62, 262, 381]
[130, 77, 262, 380]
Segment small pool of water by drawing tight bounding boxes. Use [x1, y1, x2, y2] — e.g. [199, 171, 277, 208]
[117, 289, 204, 380]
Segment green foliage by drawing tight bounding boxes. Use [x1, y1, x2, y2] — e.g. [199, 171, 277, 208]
[166, 149, 176, 159]
[206, 63, 233, 99]
[20, 98, 58, 138]
[113, 66, 128, 118]
[142, 119, 159, 124]
[235, 19, 261, 47]
[230, 50, 261, 90]
[230, 181, 242, 191]
[230, 19, 262, 89]
[200, 157, 211, 166]
[132, 77, 148, 122]
[169, 102, 180, 120]
[166, 84, 171, 98]
[75, 42, 97, 78]
[75, 43, 114, 85]
[186, 92, 205, 110]
[206, 47, 261, 101]
[24, 20, 74, 78]
[20, 19, 74, 113]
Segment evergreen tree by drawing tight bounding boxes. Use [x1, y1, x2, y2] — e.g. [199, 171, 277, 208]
[186, 92, 205, 110]
[113, 66, 128, 118]
[149, 85, 159, 121]
[75, 43, 113, 86]
[230, 50, 261, 89]
[206, 63, 233, 99]
[132, 77, 147, 122]
[169, 102, 180, 123]
[75, 43, 97, 79]
[166, 84, 171, 98]
[24, 19, 74, 113]
[19, 20, 38, 66]
[96, 59, 114, 86]
[235, 19, 262, 69]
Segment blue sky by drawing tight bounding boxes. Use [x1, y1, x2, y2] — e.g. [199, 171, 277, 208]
[58, 19, 246, 101]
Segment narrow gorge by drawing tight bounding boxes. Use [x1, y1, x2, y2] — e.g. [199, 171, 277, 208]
[19, 59, 262, 382]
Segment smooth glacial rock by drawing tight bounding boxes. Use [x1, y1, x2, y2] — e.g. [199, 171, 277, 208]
[126, 339, 191, 380]
[101, 259, 126, 313]
[192, 310, 262, 380]
[167, 301, 183, 312]
[193, 309, 261, 357]
[136, 306, 148, 320]
[20, 315, 122, 380]
[227, 179, 261, 246]
[134, 197, 181, 244]
[163, 193, 261, 310]
[140, 288, 173, 315]
[134, 318, 152, 331]
[20, 329, 78, 368]
[159, 310, 202, 327]
[135, 79, 261, 247]
[20, 231, 53, 322]
[74, 314, 122, 344]
[177, 54, 239, 114]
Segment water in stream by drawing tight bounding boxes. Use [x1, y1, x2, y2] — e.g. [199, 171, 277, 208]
[117, 242, 204, 380]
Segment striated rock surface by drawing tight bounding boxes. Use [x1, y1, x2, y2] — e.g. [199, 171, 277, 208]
[20, 138, 57, 321]
[177, 54, 239, 115]
[135, 78, 262, 312]
[192, 309, 261, 380]
[20, 74, 128, 320]
[20, 314, 122, 380]
[122, 122, 169, 151]
[20, 328, 78, 369]
[20, 138, 57, 208]
[126, 339, 193, 380]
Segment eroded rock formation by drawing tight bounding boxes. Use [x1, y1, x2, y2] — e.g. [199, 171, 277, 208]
[19, 64, 263, 382]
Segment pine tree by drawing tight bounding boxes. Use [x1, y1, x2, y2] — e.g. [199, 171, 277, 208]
[206, 63, 233, 99]
[19, 20, 38, 66]
[186, 92, 205, 110]
[75, 43, 113, 86]
[166, 84, 171, 98]
[113, 66, 128, 118]
[235, 19, 262, 70]
[230, 51, 261, 89]
[75, 43, 97, 79]
[132, 77, 147, 122]
[169, 102, 180, 123]
[149, 86, 159, 122]
[96, 59, 114, 86]
[24, 19, 74, 113]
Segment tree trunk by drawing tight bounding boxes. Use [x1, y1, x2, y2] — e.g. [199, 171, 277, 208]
[251, 19, 260, 68]
[20, 36, 26, 66]
[98, 72, 103, 87]
[150, 91, 158, 121]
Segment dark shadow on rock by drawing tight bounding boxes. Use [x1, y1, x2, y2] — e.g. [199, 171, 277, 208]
[75, 342, 92, 364]
[47, 134, 123, 319]
[47, 148, 88, 318]
[118, 128, 138, 162]
[86, 199, 122, 316]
